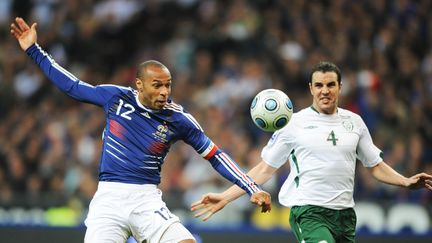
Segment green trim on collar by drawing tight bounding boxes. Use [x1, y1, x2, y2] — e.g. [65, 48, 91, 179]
[310, 105, 320, 114]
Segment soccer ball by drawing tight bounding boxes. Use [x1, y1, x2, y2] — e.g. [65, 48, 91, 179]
[250, 89, 293, 132]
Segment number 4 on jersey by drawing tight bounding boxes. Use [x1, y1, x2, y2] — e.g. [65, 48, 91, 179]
[327, 130, 338, 146]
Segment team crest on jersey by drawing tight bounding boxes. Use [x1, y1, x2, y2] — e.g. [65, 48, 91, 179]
[342, 121, 354, 131]
[152, 124, 169, 143]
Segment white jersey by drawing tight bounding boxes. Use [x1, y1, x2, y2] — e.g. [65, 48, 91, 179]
[261, 107, 382, 210]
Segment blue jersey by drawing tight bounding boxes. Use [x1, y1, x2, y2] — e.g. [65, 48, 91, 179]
[26, 43, 261, 196]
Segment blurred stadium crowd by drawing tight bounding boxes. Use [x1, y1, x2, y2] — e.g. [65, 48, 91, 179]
[0, 0, 432, 228]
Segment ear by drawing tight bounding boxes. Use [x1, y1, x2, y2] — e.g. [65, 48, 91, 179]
[136, 78, 143, 91]
[309, 82, 313, 95]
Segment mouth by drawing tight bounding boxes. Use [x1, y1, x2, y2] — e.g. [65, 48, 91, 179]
[320, 97, 331, 103]
[156, 100, 167, 106]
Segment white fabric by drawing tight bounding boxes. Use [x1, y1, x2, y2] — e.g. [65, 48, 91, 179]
[84, 182, 181, 243]
[261, 107, 382, 210]
[159, 222, 195, 243]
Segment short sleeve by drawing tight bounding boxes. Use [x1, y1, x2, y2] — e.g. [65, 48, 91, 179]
[261, 129, 294, 169]
[355, 115, 382, 167]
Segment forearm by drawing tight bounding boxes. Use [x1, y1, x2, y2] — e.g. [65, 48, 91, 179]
[208, 151, 262, 196]
[26, 43, 80, 92]
[26, 44, 106, 105]
[222, 161, 276, 203]
[370, 161, 409, 187]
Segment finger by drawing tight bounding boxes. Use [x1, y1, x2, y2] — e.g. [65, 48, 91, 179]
[202, 212, 213, 221]
[425, 180, 432, 189]
[31, 23, 37, 31]
[191, 203, 206, 212]
[194, 208, 211, 218]
[261, 201, 271, 212]
[16, 17, 30, 31]
[10, 23, 22, 36]
[191, 200, 204, 208]
[417, 173, 432, 179]
[10, 29, 20, 39]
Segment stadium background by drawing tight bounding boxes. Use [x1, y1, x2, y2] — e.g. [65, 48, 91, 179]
[0, 0, 431, 242]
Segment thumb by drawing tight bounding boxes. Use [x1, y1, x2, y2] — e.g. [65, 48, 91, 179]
[31, 23, 37, 31]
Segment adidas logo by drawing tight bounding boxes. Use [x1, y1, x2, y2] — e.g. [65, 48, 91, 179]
[141, 112, 150, 118]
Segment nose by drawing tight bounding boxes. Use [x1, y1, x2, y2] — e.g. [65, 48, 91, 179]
[322, 86, 329, 94]
[160, 87, 169, 97]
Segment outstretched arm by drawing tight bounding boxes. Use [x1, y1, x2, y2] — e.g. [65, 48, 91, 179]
[10, 17, 115, 106]
[369, 161, 432, 189]
[191, 160, 277, 221]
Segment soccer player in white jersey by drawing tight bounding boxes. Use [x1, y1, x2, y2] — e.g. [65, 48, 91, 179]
[192, 61, 432, 242]
[11, 18, 271, 243]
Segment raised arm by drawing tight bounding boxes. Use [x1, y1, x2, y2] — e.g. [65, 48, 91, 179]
[191, 160, 277, 221]
[10, 17, 115, 106]
[369, 161, 432, 189]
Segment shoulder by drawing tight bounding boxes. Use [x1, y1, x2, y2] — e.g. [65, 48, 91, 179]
[338, 107, 367, 130]
[96, 84, 132, 95]
[163, 101, 203, 131]
[338, 107, 363, 121]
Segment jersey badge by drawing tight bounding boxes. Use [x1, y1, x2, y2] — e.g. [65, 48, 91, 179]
[342, 121, 354, 131]
[152, 124, 169, 143]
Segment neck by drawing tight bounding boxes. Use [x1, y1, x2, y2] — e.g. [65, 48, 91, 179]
[311, 104, 337, 114]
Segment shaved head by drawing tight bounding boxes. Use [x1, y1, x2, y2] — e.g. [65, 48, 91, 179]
[136, 60, 169, 79]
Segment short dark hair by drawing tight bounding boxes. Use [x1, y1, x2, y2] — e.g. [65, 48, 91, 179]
[136, 60, 168, 79]
[309, 61, 341, 84]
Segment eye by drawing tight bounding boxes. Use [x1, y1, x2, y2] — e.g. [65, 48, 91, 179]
[328, 82, 337, 87]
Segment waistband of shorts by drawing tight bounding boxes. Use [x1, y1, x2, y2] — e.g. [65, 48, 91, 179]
[97, 181, 158, 192]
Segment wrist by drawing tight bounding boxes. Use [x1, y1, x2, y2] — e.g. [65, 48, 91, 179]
[401, 177, 410, 188]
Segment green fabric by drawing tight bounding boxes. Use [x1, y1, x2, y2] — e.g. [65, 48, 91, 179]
[289, 205, 356, 243]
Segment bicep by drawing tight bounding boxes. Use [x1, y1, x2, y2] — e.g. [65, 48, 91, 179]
[65, 83, 119, 106]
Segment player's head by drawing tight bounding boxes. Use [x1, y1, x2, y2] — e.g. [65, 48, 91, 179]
[135, 60, 172, 110]
[308, 61, 342, 114]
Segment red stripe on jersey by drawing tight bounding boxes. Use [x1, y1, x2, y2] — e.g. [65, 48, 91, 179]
[109, 119, 124, 139]
[204, 144, 218, 160]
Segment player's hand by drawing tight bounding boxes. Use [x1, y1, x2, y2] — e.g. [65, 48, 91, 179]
[250, 191, 271, 213]
[191, 193, 227, 221]
[406, 173, 432, 190]
[10, 17, 37, 51]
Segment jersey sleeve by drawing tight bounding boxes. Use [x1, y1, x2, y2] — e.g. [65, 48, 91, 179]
[261, 125, 295, 168]
[181, 114, 262, 196]
[355, 115, 383, 167]
[26, 43, 117, 106]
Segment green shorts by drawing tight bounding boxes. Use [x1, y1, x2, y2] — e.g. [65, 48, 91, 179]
[289, 205, 356, 243]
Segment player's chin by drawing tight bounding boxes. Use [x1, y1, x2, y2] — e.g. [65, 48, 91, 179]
[318, 103, 336, 114]
[154, 101, 166, 109]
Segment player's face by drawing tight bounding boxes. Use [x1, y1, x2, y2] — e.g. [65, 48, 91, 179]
[309, 71, 341, 114]
[136, 66, 172, 110]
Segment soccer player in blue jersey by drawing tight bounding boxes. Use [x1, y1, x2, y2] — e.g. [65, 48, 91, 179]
[11, 17, 271, 243]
